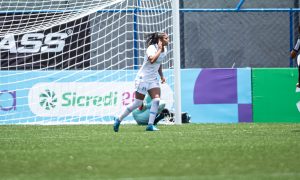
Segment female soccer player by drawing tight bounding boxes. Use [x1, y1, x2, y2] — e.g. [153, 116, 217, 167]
[290, 27, 300, 88]
[114, 32, 169, 132]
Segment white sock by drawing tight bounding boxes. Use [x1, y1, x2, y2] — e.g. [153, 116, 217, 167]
[148, 98, 160, 125]
[118, 99, 143, 121]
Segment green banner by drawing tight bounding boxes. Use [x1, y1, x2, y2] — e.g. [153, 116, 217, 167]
[252, 68, 300, 122]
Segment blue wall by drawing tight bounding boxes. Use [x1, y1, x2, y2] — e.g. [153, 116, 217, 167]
[0, 69, 252, 124]
[181, 68, 252, 123]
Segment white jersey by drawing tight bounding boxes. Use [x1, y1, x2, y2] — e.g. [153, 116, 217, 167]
[136, 44, 167, 82]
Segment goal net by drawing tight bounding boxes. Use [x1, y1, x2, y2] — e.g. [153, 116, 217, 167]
[0, 0, 175, 124]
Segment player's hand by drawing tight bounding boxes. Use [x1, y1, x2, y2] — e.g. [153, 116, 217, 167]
[291, 50, 297, 59]
[138, 104, 145, 110]
[158, 39, 163, 50]
[161, 77, 166, 84]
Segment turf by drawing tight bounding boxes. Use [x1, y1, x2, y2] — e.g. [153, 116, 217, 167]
[0, 123, 299, 180]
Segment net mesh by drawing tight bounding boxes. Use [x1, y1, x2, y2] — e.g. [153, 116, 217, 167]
[0, 0, 175, 124]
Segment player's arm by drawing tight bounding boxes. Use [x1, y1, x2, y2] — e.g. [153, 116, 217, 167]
[291, 39, 300, 59]
[291, 50, 297, 59]
[158, 64, 166, 83]
[148, 40, 163, 64]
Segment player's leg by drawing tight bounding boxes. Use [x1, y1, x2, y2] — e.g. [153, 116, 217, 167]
[153, 103, 166, 125]
[146, 85, 161, 131]
[114, 91, 145, 132]
[297, 65, 300, 88]
[119, 92, 145, 121]
[113, 81, 146, 132]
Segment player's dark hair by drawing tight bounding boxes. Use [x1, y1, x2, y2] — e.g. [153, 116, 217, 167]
[145, 32, 165, 47]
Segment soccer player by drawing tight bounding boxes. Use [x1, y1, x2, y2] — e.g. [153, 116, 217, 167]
[291, 26, 300, 88]
[113, 32, 169, 132]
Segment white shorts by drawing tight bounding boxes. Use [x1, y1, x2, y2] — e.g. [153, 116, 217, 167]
[135, 81, 160, 95]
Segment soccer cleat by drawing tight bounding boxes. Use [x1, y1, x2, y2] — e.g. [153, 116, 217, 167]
[297, 83, 300, 88]
[113, 118, 121, 132]
[146, 125, 159, 131]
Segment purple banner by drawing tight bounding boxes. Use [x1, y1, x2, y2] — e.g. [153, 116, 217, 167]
[194, 69, 237, 104]
[181, 68, 252, 123]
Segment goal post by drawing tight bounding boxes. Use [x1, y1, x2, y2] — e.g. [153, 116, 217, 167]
[172, 0, 182, 125]
[0, 0, 182, 125]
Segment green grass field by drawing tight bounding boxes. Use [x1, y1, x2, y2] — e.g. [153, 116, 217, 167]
[0, 124, 299, 180]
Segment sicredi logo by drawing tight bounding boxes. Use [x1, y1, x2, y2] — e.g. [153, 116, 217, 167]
[39, 89, 58, 110]
[29, 82, 174, 117]
[0, 90, 17, 111]
[29, 82, 132, 117]
[38, 89, 117, 110]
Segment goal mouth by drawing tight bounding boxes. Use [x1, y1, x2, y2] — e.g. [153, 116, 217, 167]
[0, 0, 177, 125]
